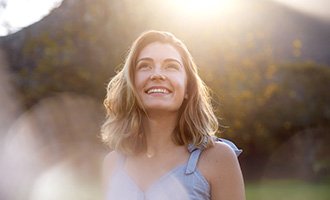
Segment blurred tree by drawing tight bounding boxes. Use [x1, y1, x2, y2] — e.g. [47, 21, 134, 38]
[211, 59, 330, 179]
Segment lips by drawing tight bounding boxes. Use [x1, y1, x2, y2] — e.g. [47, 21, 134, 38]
[145, 86, 171, 94]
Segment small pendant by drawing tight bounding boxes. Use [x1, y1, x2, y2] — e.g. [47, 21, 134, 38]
[146, 152, 154, 158]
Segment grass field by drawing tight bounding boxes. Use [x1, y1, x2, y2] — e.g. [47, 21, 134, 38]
[246, 179, 330, 200]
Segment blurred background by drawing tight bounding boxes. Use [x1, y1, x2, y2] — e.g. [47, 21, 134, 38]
[0, 0, 329, 199]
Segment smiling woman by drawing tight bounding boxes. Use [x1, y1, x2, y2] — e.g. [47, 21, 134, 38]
[101, 30, 245, 200]
[0, 0, 62, 36]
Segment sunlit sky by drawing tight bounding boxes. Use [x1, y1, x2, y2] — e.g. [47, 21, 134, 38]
[0, 0, 329, 37]
[0, 0, 62, 36]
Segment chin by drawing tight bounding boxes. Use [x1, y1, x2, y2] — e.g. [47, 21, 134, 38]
[144, 104, 180, 113]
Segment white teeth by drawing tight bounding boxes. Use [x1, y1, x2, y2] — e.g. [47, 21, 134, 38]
[147, 88, 169, 94]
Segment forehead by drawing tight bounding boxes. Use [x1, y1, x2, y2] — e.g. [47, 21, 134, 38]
[137, 42, 183, 64]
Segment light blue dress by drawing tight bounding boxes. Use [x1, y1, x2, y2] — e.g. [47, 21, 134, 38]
[106, 138, 242, 200]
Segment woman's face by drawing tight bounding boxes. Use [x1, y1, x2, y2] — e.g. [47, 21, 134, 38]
[134, 42, 187, 113]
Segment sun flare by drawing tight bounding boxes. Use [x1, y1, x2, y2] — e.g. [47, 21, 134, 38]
[172, 0, 237, 19]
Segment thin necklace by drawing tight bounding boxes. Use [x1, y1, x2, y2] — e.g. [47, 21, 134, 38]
[146, 151, 155, 158]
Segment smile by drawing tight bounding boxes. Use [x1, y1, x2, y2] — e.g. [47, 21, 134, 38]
[146, 88, 170, 94]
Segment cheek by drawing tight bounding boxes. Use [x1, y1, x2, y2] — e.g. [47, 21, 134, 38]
[175, 74, 188, 95]
[134, 72, 147, 90]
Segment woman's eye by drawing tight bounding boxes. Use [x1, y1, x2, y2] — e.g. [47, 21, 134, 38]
[137, 63, 152, 70]
[165, 63, 180, 70]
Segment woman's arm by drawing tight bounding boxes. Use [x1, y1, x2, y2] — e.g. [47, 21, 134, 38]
[201, 142, 246, 200]
[101, 151, 117, 198]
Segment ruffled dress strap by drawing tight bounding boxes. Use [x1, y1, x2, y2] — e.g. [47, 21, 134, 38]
[213, 137, 243, 156]
[185, 136, 242, 174]
[185, 146, 203, 174]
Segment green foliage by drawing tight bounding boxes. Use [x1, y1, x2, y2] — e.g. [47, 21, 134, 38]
[207, 60, 330, 180]
[17, 1, 119, 107]
[212, 61, 330, 152]
[246, 179, 330, 200]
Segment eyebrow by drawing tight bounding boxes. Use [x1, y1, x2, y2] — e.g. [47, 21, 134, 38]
[136, 57, 153, 64]
[136, 57, 183, 67]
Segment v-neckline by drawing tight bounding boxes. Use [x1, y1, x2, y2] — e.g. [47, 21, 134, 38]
[120, 163, 186, 194]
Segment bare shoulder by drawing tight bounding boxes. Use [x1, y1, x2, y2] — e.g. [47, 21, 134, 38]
[102, 151, 120, 186]
[200, 142, 238, 170]
[199, 142, 245, 200]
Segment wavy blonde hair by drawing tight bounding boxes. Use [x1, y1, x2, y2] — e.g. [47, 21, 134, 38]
[101, 30, 219, 155]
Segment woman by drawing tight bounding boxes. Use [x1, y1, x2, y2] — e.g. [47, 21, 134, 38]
[101, 30, 245, 200]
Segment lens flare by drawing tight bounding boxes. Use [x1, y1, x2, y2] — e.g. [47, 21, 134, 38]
[171, 0, 238, 19]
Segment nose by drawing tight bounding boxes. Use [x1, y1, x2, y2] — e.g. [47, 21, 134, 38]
[150, 66, 166, 80]
[150, 73, 166, 80]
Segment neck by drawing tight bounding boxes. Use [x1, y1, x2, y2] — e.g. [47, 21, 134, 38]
[142, 111, 179, 157]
